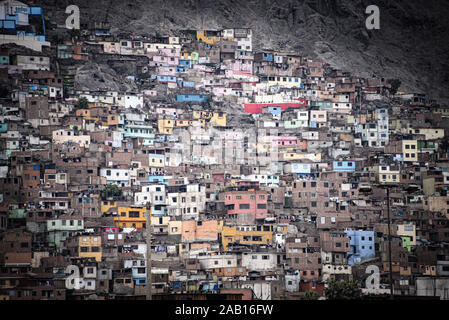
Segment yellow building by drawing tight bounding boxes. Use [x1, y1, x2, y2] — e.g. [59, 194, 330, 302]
[101, 200, 117, 216]
[282, 151, 321, 162]
[75, 109, 101, 124]
[175, 119, 194, 128]
[114, 206, 148, 229]
[78, 235, 102, 262]
[158, 119, 175, 134]
[346, 115, 355, 124]
[193, 111, 227, 127]
[168, 220, 182, 235]
[339, 133, 354, 141]
[402, 140, 418, 162]
[149, 154, 165, 168]
[414, 128, 444, 140]
[276, 224, 289, 235]
[196, 31, 221, 45]
[267, 76, 302, 88]
[377, 165, 400, 183]
[221, 225, 273, 251]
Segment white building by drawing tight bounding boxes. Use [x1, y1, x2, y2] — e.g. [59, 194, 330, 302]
[242, 252, 277, 271]
[100, 168, 130, 187]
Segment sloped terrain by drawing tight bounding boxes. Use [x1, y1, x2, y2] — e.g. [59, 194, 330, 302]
[37, 0, 449, 103]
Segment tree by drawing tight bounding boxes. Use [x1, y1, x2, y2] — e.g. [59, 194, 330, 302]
[325, 280, 363, 300]
[77, 97, 89, 109]
[301, 290, 320, 300]
[387, 79, 401, 96]
[101, 184, 122, 199]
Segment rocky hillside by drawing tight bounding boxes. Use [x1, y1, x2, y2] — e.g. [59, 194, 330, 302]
[36, 0, 449, 103]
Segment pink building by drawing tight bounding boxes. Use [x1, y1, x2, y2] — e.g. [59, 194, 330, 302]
[224, 190, 268, 223]
[193, 64, 208, 71]
[152, 55, 178, 65]
[230, 60, 253, 73]
[267, 136, 299, 147]
[157, 66, 177, 76]
[310, 110, 327, 126]
[143, 90, 157, 96]
[158, 48, 180, 57]
[102, 226, 119, 233]
[156, 108, 177, 117]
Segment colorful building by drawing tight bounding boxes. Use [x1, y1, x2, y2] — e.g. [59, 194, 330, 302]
[221, 225, 273, 250]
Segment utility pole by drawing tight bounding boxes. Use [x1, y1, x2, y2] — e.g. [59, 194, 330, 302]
[386, 187, 394, 299]
[146, 202, 152, 300]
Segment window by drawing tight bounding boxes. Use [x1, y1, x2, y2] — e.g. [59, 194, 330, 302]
[239, 204, 250, 209]
[129, 211, 140, 218]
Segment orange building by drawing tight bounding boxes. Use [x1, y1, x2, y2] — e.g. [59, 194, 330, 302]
[212, 266, 247, 278]
[22, 164, 40, 189]
[113, 206, 148, 229]
[181, 220, 222, 242]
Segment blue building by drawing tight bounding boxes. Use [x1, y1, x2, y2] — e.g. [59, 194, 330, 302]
[260, 52, 273, 62]
[179, 59, 193, 69]
[344, 230, 375, 266]
[151, 204, 166, 217]
[140, 176, 169, 185]
[152, 75, 176, 83]
[290, 163, 312, 177]
[333, 161, 356, 172]
[267, 106, 281, 117]
[183, 81, 195, 88]
[176, 94, 209, 103]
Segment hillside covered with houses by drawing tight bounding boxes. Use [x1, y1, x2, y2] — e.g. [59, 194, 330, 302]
[0, 1, 449, 300]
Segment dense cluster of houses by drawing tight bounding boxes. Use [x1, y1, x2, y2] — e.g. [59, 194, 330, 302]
[0, 1, 449, 300]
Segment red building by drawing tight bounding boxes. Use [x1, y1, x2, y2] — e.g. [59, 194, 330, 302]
[299, 281, 325, 297]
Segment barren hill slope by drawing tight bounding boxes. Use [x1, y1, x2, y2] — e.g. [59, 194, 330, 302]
[37, 0, 449, 103]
